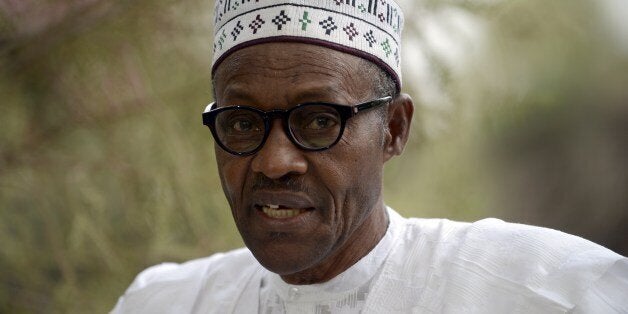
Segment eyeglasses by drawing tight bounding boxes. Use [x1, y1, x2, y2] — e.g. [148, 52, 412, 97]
[202, 96, 392, 156]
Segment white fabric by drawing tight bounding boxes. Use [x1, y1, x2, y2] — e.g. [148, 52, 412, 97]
[112, 208, 628, 313]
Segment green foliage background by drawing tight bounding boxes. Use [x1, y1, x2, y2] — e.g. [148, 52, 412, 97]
[1, 0, 626, 312]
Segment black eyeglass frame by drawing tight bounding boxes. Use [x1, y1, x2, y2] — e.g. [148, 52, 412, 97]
[202, 96, 392, 156]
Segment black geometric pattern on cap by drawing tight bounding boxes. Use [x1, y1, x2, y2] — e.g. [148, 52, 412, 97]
[271, 10, 291, 30]
[378, 12, 386, 22]
[364, 29, 377, 47]
[319, 16, 338, 36]
[343, 22, 359, 41]
[231, 21, 244, 40]
[249, 14, 265, 34]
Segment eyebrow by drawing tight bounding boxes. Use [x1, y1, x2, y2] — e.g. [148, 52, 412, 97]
[220, 84, 255, 103]
[292, 85, 348, 104]
[221, 84, 349, 107]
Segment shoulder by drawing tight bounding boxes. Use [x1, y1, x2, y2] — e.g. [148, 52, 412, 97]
[398, 216, 621, 267]
[126, 247, 257, 292]
[111, 247, 260, 313]
[389, 213, 627, 311]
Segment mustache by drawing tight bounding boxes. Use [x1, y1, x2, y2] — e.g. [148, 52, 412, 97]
[251, 173, 310, 193]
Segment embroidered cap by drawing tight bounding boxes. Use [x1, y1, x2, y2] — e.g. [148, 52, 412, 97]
[212, 0, 404, 92]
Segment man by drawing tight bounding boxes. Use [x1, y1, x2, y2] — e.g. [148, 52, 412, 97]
[113, 1, 627, 313]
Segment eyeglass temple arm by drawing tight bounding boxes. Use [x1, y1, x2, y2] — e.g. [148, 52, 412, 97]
[352, 96, 393, 114]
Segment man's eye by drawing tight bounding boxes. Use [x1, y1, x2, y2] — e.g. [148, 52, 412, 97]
[231, 119, 258, 132]
[304, 114, 338, 130]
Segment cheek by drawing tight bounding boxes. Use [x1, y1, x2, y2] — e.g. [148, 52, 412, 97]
[345, 154, 382, 209]
[326, 129, 384, 229]
[340, 123, 384, 184]
[215, 150, 250, 209]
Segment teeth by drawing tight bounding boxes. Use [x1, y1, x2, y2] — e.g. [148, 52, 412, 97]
[262, 205, 306, 219]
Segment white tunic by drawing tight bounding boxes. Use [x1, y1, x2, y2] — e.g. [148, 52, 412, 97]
[112, 208, 628, 313]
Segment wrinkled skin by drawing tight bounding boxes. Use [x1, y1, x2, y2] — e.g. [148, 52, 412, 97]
[212, 42, 413, 284]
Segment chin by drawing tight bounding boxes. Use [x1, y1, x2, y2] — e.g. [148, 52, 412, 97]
[252, 250, 313, 275]
[246, 237, 327, 276]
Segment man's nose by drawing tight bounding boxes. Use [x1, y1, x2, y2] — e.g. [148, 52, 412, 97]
[251, 120, 308, 179]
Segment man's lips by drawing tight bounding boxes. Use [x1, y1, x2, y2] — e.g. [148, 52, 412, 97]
[259, 204, 311, 219]
[251, 191, 316, 220]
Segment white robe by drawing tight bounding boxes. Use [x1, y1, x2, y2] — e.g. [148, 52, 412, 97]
[112, 208, 628, 313]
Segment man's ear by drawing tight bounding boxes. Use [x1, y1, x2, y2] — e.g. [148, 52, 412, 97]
[383, 93, 414, 162]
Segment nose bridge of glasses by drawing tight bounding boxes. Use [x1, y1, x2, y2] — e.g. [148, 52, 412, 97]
[261, 108, 292, 139]
[264, 108, 290, 121]
[262, 109, 293, 136]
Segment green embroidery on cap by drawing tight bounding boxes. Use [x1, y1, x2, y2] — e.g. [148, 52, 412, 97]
[299, 11, 312, 31]
[218, 29, 227, 49]
[381, 38, 392, 57]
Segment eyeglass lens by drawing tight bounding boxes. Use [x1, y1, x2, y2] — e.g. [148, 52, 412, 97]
[215, 108, 265, 153]
[288, 104, 341, 149]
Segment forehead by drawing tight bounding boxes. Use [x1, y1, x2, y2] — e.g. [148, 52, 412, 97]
[213, 42, 369, 106]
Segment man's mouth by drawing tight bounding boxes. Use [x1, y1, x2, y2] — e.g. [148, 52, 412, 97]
[259, 204, 310, 219]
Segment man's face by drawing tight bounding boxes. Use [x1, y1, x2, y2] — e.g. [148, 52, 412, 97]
[213, 43, 388, 283]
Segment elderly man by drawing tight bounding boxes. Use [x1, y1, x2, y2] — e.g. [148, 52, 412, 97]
[113, 1, 627, 313]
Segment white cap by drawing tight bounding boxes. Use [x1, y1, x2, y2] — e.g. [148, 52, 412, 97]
[211, 0, 404, 92]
